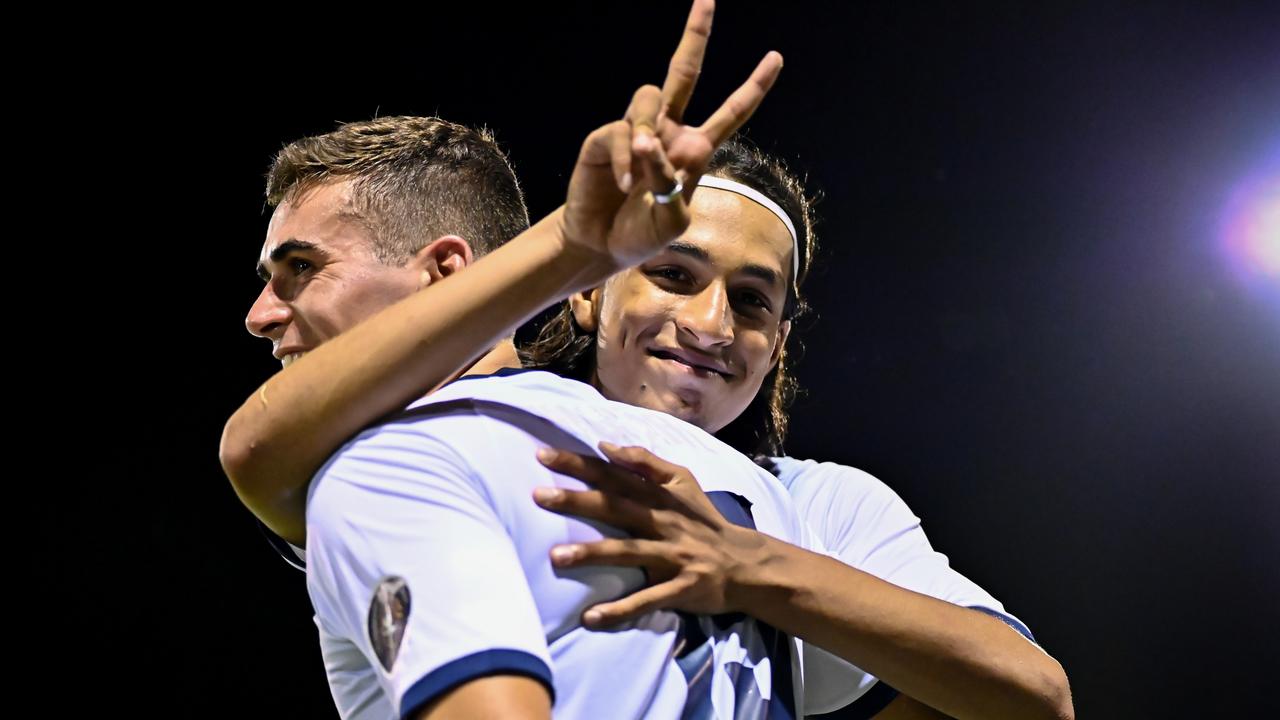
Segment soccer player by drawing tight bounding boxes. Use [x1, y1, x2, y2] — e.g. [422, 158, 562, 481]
[229, 4, 817, 717]
[224, 2, 1072, 718]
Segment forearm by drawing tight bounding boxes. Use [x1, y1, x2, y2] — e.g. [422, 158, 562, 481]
[221, 208, 618, 543]
[732, 532, 1072, 720]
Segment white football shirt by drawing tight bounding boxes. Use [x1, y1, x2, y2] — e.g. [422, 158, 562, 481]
[306, 370, 816, 719]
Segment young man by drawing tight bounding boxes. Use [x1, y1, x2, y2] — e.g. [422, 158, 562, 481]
[226, 3, 1071, 718]
[233, 6, 813, 717]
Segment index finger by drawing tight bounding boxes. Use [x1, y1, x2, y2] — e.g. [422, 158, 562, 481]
[537, 448, 664, 505]
[661, 0, 715, 123]
[698, 50, 784, 148]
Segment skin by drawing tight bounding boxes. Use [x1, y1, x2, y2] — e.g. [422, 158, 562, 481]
[574, 188, 793, 433]
[535, 444, 1074, 720]
[220, 0, 782, 545]
[222, 2, 1073, 717]
[247, 181, 470, 361]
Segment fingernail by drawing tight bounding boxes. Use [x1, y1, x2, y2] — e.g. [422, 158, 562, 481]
[533, 487, 562, 504]
[583, 609, 603, 626]
[599, 441, 619, 454]
[551, 545, 578, 564]
[536, 448, 556, 464]
[619, 172, 632, 193]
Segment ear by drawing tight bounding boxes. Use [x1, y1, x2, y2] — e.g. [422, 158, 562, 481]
[569, 287, 603, 333]
[767, 319, 792, 371]
[409, 235, 475, 288]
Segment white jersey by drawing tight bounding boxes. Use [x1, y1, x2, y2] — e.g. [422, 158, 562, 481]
[304, 369, 816, 720]
[769, 456, 1037, 716]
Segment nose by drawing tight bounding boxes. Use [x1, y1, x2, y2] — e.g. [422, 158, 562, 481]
[245, 282, 291, 341]
[676, 282, 733, 348]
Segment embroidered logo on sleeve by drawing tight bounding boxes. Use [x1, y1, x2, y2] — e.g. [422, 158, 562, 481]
[368, 576, 411, 672]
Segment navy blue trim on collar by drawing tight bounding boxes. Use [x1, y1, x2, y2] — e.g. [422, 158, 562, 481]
[400, 649, 553, 719]
[443, 366, 599, 391]
[443, 366, 542, 387]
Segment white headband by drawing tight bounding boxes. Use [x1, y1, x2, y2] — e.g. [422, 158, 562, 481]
[697, 175, 800, 282]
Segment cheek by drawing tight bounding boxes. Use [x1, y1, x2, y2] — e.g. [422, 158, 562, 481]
[706, 341, 776, 425]
[346, 272, 416, 319]
[593, 298, 668, 398]
[737, 329, 780, 379]
[595, 285, 670, 356]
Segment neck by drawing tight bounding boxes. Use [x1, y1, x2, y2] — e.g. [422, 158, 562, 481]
[418, 339, 521, 399]
[460, 338, 522, 379]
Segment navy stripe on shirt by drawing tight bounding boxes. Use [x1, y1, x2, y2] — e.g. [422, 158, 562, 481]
[400, 648, 554, 719]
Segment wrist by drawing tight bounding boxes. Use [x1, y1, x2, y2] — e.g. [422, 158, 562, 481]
[552, 207, 623, 287]
[723, 525, 789, 614]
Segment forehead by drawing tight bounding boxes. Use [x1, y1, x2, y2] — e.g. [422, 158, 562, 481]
[260, 180, 372, 263]
[681, 188, 794, 277]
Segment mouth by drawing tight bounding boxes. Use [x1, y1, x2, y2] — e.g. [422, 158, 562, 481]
[647, 348, 731, 380]
[279, 351, 307, 368]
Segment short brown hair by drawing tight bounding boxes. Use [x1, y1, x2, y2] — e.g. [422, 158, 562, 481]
[267, 116, 530, 263]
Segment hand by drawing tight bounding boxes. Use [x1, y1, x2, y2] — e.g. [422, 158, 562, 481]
[533, 441, 768, 627]
[561, 0, 784, 270]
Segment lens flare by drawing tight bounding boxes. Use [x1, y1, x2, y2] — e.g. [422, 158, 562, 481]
[1221, 170, 1280, 283]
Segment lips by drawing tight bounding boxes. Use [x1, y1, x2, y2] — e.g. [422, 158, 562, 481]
[647, 348, 731, 379]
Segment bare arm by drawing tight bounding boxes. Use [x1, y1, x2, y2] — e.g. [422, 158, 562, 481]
[220, 0, 782, 545]
[534, 445, 1074, 720]
[221, 210, 615, 544]
[874, 695, 954, 719]
[737, 529, 1072, 720]
[221, 0, 778, 543]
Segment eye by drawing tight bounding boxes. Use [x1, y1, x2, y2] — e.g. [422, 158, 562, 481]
[646, 266, 693, 284]
[289, 257, 313, 276]
[735, 289, 773, 314]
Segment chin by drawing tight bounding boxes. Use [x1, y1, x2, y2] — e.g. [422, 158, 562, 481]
[667, 405, 707, 429]
[646, 392, 710, 430]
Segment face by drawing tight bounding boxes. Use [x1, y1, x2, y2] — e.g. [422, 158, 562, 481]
[577, 187, 794, 433]
[246, 180, 424, 367]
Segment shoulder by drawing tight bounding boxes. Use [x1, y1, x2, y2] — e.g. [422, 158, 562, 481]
[770, 456, 915, 520]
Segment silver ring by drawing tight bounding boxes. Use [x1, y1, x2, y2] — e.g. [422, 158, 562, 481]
[651, 179, 684, 205]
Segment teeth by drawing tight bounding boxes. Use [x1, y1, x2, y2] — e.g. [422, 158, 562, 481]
[281, 351, 306, 368]
[650, 350, 724, 378]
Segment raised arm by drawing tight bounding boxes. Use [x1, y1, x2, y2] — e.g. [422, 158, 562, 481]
[220, 0, 783, 545]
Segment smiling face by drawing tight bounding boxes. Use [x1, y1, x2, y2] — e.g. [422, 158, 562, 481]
[573, 186, 794, 433]
[245, 180, 427, 367]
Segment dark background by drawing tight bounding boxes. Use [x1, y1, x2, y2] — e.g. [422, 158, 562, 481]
[98, 2, 1278, 717]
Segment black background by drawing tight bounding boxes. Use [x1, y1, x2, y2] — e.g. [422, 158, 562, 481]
[94, 2, 1278, 717]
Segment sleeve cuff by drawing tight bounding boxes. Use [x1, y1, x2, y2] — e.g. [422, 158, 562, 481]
[400, 648, 553, 719]
[968, 605, 1037, 645]
[257, 520, 306, 572]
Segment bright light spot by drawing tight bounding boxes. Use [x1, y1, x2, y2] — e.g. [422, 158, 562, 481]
[1222, 173, 1280, 281]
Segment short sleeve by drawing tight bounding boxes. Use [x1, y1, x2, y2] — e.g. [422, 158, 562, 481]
[306, 424, 554, 719]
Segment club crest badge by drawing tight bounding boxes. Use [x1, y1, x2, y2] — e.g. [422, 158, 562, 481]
[368, 576, 411, 671]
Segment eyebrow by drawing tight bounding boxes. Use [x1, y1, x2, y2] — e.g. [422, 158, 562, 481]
[667, 241, 782, 289]
[257, 239, 319, 281]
